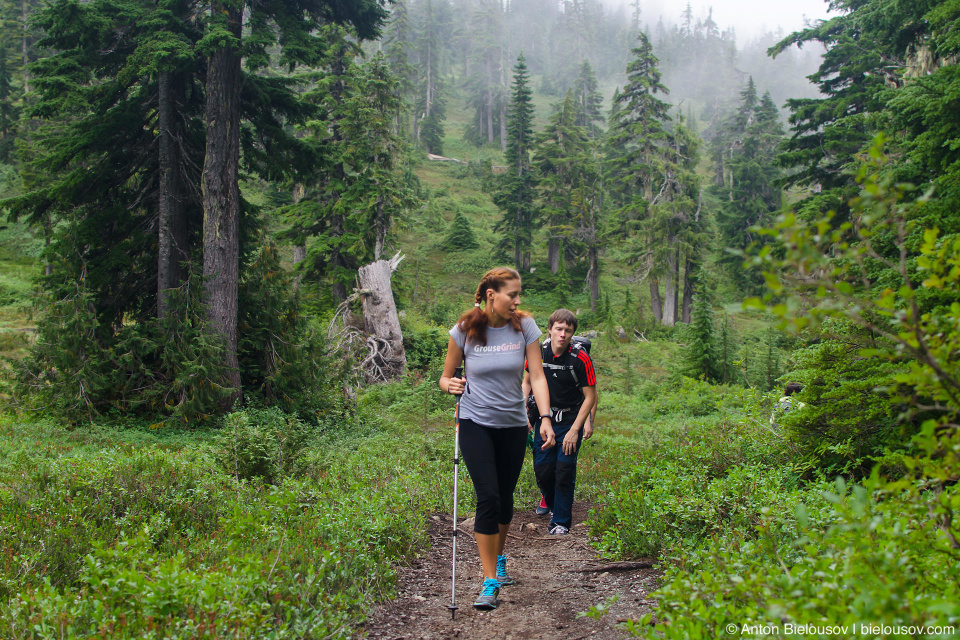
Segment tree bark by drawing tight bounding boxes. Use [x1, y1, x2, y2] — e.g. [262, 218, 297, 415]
[358, 252, 407, 381]
[587, 244, 599, 311]
[514, 231, 522, 271]
[649, 275, 663, 324]
[158, 71, 188, 320]
[201, 3, 243, 402]
[330, 212, 348, 302]
[681, 258, 695, 323]
[548, 236, 560, 274]
[662, 241, 678, 326]
[485, 56, 494, 144]
[21, 0, 29, 94]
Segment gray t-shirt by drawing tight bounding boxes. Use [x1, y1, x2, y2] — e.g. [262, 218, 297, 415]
[450, 315, 542, 428]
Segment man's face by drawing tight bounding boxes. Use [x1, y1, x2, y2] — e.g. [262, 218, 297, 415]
[549, 321, 575, 352]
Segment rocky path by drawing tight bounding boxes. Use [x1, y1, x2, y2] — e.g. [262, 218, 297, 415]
[363, 502, 659, 640]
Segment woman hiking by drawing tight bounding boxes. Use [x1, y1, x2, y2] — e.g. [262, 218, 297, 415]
[439, 267, 553, 611]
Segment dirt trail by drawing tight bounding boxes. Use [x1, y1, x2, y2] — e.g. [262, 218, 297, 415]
[363, 502, 659, 639]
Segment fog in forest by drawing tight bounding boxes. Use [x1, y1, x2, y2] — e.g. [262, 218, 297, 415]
[600, 0, 832, 44]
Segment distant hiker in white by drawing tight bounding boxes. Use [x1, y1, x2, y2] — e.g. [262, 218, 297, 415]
[771, 382, 806, 431]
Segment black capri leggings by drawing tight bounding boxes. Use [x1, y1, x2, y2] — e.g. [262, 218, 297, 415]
[458, 418, 528, 535]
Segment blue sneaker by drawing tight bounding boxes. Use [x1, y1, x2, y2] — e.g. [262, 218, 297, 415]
[473, 577, 500, 610]
[496, 554, 514, 585]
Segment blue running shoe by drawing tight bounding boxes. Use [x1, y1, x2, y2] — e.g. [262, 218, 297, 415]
[473, 577, 500, 610]
[496, 554, 514, 586]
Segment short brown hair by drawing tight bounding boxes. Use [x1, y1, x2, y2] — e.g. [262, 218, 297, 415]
[548, 308, 577, 331]
[784, 382, 803, 396]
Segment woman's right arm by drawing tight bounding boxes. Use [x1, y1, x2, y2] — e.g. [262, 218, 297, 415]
[439, 336, 466, 395]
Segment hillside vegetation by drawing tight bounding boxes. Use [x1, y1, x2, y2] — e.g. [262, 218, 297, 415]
[0, 0, 958, 637]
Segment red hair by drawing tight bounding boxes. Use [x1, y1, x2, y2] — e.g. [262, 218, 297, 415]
[456, 267, 529, 346]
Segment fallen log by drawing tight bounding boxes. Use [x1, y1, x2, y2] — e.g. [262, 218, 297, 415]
[427, 153, 467, 164]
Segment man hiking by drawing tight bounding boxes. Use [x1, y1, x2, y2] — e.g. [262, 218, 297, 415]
[523, 309, 597, 535]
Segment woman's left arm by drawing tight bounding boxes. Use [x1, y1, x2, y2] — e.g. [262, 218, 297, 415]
[526, 341, 555, 449]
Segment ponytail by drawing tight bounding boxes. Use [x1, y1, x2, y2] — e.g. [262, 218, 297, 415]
[456, 267, 526, 346]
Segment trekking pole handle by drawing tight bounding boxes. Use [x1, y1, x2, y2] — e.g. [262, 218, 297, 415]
[453, 367, 464, 397]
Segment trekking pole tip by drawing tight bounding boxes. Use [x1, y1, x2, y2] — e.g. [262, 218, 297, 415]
[447, 605, 458, 620]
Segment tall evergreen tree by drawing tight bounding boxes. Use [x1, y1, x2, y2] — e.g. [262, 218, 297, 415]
[493, 54, 538, 269]
[714, 84, 784, 295]
[682, 291, 719, 382]
[287, 27, 415, 300]
[382, 0, 417, 137]
[0, 46, 19, 162]
[464, 0, 506, 147]
[198, 0, 387, 399]
[412, 0, 447, 153]
[5, 0, 389, 413]
[534, 89, 594, 275]
[572, 59, 604, 138]
[605, 31, 672, 323]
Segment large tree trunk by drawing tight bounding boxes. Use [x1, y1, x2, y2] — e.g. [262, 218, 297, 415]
[201, 3, 243, 402]
[662, 242, 678, 326]
[500, 99, 507, 152]
[374, 195, 386, 260]
[649, 275, 663, 324]
[330, 212, 348, 302]
[681, 258, 695, 323]
[548, 236, 560, 274]
[158, 71, 189, 320]
[292, 183, 306, 283]
[485, 56, 494, 144]
[514, 231, 522, 271]
[21, 0, 29, 94]
[587, 244, 599, 312]
[358, 252, 407, 381]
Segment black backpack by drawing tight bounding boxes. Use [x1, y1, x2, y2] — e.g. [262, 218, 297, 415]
[527, 335, 593, 421]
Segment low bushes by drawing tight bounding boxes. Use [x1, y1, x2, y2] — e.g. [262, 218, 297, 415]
[0, 403, 452, 639]
[588, 397, 960, 638]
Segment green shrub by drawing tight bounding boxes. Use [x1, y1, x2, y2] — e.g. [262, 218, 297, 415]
[214, 407, 314, 483]
[640, 478, 960, 639]
[781, 319, 914, 477]
[401, 324, 448, 372]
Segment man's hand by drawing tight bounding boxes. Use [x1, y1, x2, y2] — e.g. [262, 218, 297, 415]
[582, 422, 594, 440]
[562, 428, 580, 455]
[540, 419, 556, 449]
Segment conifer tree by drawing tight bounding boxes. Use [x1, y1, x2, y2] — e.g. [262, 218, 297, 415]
[383, 0, 417, 137]
[443, 210, 479, 251]
[493, 54, 538, 269]
[464, 0, 506, 147]
[412, 0, 447, 153]
[605, 32, 680, 324]
[536, 90, 590, 273]
[288, 32, 416, 297]
[572, 59, 604, 138]
[0, 46, 19, 162]
[6, 0, 389, 414]
[682, 292, 719, 382]
[714, 83, 784, 295]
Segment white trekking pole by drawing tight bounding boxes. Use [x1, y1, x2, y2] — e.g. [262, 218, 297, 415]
[447, 365, 464, 620]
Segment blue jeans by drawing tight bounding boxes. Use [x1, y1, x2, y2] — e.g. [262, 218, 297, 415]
[532, 419, 583, 529]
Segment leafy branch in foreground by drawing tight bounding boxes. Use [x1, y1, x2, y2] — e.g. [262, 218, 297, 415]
[749, 135, 959, 527]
